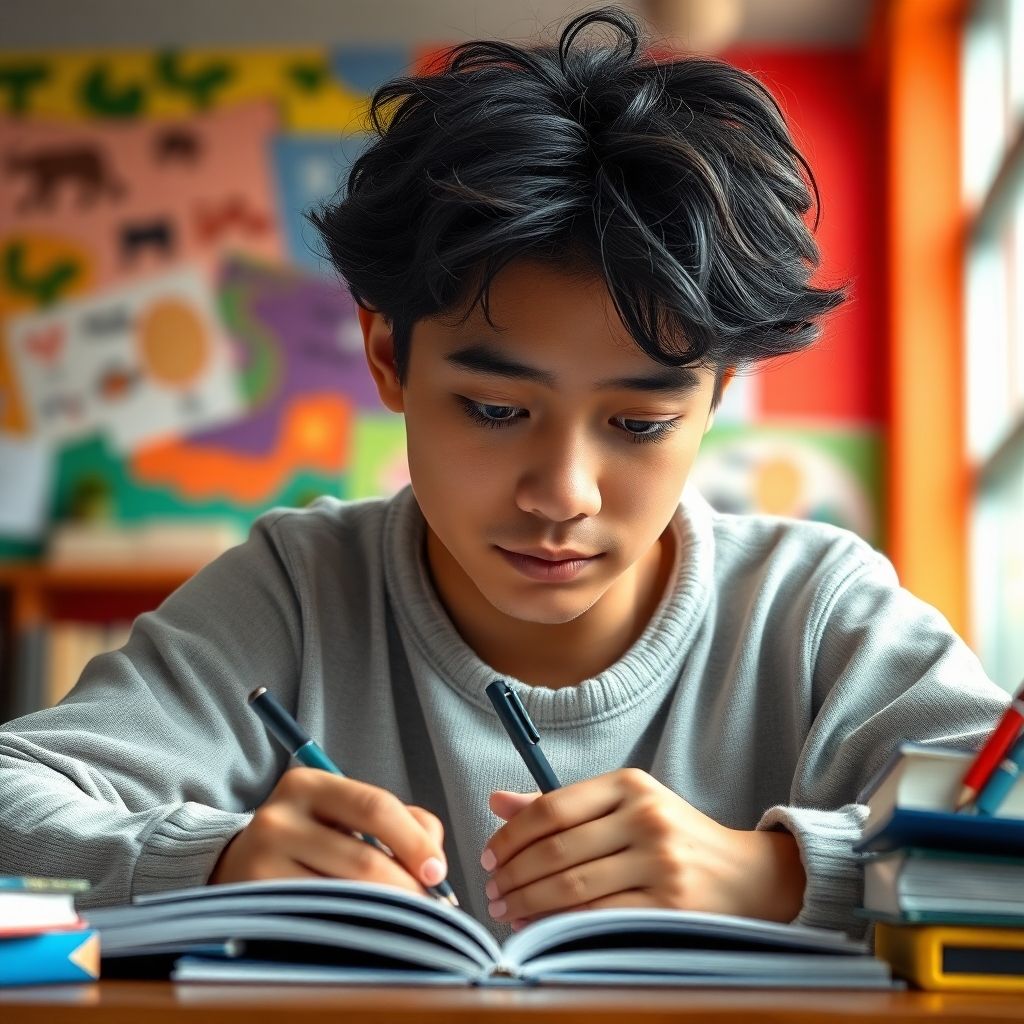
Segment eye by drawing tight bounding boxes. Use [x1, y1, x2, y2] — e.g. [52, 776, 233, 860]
[458, 397, 524, 429]
[614, 417, 680, 445]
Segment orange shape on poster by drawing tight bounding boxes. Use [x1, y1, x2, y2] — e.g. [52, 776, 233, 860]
[132, 394, 352, 504]
[753, 457, 803, 517]
[136, 298, 210, 388]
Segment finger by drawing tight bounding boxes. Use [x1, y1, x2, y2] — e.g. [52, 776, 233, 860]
[406, 805, 445, 848]
[516, 889, 657, 927]
[299, 773, 448, 889]
[487, 849, 648, 923]
[487, 811, 629, 899]
[483, 774, 626, 872]
[489, 791, 540, 821]
[227, 858, 325, 883]
[296, 819, 429, 894]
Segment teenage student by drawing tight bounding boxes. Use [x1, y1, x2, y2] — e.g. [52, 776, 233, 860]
[0, 7, 1008, 940]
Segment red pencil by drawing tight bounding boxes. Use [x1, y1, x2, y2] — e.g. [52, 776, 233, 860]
[954, 681, 1024, 810]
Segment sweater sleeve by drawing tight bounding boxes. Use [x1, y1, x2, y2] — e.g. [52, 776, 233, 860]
[755, 545, 1009, 937]
[0, 510, 303, 908]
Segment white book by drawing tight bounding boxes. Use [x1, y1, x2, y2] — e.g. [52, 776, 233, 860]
[83, 879, 893, 989]
[858, 743, 1024, 836]
[46, 519, 243, 568]
[864, 848, 1024, 921]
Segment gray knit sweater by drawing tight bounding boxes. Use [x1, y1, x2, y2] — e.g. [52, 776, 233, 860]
[0, 485, 1008, 940]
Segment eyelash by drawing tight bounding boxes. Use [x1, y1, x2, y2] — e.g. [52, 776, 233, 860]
[456, 397, 680, 445]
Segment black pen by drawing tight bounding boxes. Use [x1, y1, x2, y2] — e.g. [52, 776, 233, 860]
[485, 679, 562, 793]
[248, 686, 459, 908]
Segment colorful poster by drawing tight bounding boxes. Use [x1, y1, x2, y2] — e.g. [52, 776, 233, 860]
[350, 415, 409, 500]
[692, 424, 883, 545]
[0, 50, 373, 130]
[128, 256, 391, 504]
[0, 434, 52, 539]
[0, 100, 284, 300]
[6, 265, 241, 451]
[273, 134, 370, 276]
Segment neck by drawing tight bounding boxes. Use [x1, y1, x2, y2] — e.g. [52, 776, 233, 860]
[425, 524, 676, 689]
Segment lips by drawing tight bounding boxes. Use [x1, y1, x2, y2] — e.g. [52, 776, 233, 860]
[496, 545, 604, 583]
[503, 546, 599, 562]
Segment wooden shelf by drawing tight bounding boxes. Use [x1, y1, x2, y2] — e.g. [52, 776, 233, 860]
[0, 562, 201, 719]
[0, 562, 198, 591]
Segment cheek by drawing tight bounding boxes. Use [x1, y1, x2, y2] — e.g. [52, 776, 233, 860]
[606, 433, 701, 510]
[403, 406, 501, 507]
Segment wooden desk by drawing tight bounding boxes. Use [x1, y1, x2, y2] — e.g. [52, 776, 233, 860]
[1, 982, 1023, 1023]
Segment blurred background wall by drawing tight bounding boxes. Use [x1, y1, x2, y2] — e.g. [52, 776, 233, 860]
[0, 0, 1019, 716]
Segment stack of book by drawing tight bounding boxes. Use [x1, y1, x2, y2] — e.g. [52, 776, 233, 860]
[856, 743, 1024, 991]
[0, 878, 100, 987]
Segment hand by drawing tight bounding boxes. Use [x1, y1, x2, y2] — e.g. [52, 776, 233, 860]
[481, 768, 805, 928]
[208, 766, 449, 896]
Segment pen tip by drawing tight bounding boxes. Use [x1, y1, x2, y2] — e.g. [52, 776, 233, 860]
[248, 686, 267, 703]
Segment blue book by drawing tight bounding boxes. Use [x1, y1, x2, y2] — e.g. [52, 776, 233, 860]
[0, 878, 90, 893]
[0, 929, 100, 987]
[855, 808, 1024, 855]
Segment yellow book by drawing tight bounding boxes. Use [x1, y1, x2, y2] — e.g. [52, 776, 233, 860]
[874, 921, 1024, 992]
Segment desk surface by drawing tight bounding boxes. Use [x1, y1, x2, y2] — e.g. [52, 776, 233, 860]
[1, 982, 1023, 1023]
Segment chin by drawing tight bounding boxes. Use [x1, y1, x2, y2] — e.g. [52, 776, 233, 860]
[481, 586, 601, 626]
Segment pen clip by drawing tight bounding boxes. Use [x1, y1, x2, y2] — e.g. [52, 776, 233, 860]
[503, 684, 540, 745]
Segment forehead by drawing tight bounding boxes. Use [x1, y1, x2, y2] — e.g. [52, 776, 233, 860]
[448, 260, 629, 346]
[426, 260, 686, 369]
[413, 263, 713, 398]
[416, 261, 714, 395]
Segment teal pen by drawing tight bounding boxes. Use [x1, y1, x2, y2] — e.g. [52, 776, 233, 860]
[247, 686, 459, 908]
[975, 732, 1024, 817]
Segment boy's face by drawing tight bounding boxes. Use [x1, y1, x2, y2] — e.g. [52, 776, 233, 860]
[364, 260, 719, 627]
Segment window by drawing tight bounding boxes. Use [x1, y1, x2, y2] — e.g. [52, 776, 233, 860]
[964, 0, 1024, 687]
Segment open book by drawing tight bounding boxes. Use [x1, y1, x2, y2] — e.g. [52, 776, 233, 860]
[83, 879, 893, 988]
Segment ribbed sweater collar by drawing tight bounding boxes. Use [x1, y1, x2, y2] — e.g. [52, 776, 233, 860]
[383, 485, 714, 727]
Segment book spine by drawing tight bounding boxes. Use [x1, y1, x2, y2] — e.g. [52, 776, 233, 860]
[0, 878, 89, 892]
[11, 623, 46, 720]
[0, 929, 100, 986]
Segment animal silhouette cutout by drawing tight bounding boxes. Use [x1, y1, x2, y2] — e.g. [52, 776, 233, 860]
[193, 196, 272, 243]
[7, 145, 126, 212]
[119, 218, 177, 266]
[154, 128, 203, 166]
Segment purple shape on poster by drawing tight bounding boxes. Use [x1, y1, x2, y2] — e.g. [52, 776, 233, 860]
[190, 257, 384, 456]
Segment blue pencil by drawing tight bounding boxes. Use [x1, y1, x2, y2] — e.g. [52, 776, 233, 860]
[248, 686, 458, 907]
[975, 732, 1024, 817]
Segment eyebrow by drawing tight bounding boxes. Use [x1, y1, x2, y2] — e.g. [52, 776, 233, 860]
[444, 343, 702, 396]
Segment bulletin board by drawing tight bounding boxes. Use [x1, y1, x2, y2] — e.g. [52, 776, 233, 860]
[0, 46, 422, 557]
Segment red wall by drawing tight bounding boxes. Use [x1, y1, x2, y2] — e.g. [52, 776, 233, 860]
[724, 48, 888, 425]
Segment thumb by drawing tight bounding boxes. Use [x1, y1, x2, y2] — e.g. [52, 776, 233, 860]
[489, 790, 540, 821]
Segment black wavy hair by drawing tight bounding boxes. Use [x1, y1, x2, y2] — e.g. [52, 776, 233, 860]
[306, 6, 847, 403]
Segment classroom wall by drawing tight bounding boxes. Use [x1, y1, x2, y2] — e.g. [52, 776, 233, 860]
[0, 36, 887, 556]
[694, 45, 887, 547]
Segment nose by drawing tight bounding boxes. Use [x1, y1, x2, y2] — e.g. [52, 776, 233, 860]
[514, 427, 602, 523]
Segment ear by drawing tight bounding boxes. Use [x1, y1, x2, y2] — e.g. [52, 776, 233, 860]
[704, 366, 735, 435]
[359, 305, 404, 414]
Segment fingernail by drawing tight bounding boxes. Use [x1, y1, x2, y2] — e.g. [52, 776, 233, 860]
[484, 878, 500, 900]
[487, 899, 507, 920]
[480, 847, 496, 871]
[511, 919, 527, 932]
[421, 857, 446, 886]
